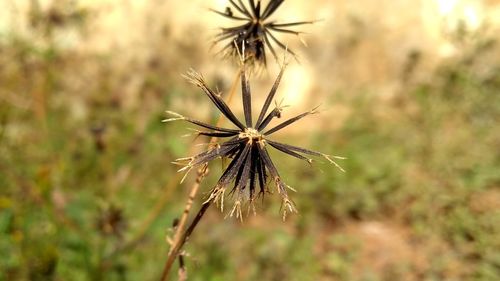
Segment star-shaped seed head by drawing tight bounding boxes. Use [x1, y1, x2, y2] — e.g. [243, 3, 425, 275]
[164, 61, 344, 220]
[212, 0, 315, 66]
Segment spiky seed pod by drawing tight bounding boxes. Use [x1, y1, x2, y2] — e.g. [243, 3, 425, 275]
[212, 0, 315, 66]
[164, 63, 344, 220]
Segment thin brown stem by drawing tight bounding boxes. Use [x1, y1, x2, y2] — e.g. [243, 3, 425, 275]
[167, 164, 208, 257]
[159, 201, 211, 281]
[159, 69, 241, 281]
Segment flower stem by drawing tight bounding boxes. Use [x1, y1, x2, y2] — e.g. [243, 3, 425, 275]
[159, 200, 211, 281]
[159, 69, 241, 281]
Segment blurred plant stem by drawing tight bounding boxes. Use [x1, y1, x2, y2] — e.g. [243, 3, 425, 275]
[160, 199, 211, 281]
[159, 70, 241, 281]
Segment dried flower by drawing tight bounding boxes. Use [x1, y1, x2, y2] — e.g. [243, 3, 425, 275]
[212, 0, 314, 66]
[164, 62, 343, 220]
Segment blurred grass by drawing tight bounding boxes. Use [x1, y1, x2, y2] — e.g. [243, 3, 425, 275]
[1, 2, 500, 281]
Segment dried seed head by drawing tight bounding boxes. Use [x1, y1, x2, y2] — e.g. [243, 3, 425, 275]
[212, 0, 316, 66]
[166, 62, 344, 220]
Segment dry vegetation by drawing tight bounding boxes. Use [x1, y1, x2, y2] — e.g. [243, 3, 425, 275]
[1, 0, 499, 280]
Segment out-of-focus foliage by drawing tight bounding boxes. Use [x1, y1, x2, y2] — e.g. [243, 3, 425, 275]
[1, 1, 499, 281]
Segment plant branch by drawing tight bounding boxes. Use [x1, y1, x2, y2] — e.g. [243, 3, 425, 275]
[158, 69, 241, 281]
[159, 201, 211, 281]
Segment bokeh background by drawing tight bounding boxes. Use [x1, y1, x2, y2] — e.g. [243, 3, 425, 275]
[1, 0, 500, 280]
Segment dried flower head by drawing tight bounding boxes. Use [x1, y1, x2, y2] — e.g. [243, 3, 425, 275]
[212, 0, 314, 66]
[164, 62, 343, 220]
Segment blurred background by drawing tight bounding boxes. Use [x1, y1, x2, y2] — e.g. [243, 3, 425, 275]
[1, 0, 499, 280]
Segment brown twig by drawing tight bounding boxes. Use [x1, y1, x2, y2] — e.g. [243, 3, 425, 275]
[158, 70, 241, 281]
[160, 201, 211, 281]
[166, 164, 207, 258]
